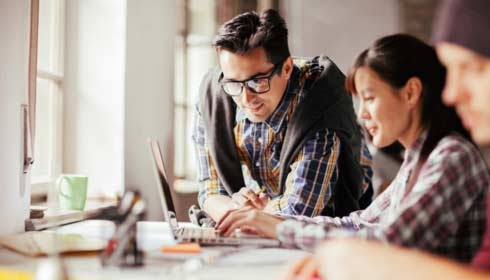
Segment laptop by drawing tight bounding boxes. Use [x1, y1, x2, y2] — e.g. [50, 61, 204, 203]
[148, 139, 281, 247]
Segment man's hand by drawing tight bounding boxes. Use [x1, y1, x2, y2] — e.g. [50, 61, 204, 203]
[202, 187, 269, 223]
[228, 187, 268, 210]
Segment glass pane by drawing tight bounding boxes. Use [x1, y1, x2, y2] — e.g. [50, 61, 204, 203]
[174, 0, 216, 179]
[38, 0, 62, 73]
[189, 0, 216, 37]
[31, 78, 58, 179]
[187, 45, 216, 106]
[174, 44, 185, 105]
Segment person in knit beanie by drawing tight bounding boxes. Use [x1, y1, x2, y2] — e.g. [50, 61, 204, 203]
[434, 0, 490, 270]
[280, 0, 490, 279]
[434, 0, 490, 145]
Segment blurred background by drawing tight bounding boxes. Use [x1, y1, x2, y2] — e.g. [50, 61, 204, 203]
[31, 0, 441, 220]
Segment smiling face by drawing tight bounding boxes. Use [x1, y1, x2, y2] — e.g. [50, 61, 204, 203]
[437, 43, 490, 146]
[218, 47, 292, 122]
[355, 67, 421, 148]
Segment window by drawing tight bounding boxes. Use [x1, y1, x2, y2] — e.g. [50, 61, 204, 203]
[173, 0, 278, 183]
[174, 0, 217, 180]
[31, 0, 64, 194]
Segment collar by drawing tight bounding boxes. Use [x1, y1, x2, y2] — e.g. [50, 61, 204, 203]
[403, 130, 428, 165]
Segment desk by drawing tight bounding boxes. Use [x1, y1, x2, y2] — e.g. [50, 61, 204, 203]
[0, 220, 309, 279]
[26, 200, 117, 231]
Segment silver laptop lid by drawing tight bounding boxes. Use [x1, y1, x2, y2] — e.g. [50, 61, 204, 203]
[148, 139, 179, 237]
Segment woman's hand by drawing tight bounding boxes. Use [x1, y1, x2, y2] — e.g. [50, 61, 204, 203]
[216, 207, 283, 238]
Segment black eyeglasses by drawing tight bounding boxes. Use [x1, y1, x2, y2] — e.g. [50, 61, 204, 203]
[219, 63, 281, 96]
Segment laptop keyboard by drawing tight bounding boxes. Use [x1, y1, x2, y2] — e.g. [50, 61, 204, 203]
[177, 227, 218, 239]
[174, 225, 281, 247]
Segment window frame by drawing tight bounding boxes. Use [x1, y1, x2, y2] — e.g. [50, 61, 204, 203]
[31, 0, 65, 198]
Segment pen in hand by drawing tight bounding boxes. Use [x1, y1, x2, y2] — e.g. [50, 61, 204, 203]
[232, 186, 267, 209]
[245, 186, 266, 204]
[216, 187, 267, 231]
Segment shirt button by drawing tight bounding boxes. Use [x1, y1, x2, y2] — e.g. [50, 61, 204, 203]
[255, 162, 261, 167]
[257, 138, 263, 144]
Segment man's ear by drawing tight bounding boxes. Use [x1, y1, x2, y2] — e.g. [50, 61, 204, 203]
[404, 77, 423, 108]
[281, 57, 294, 79]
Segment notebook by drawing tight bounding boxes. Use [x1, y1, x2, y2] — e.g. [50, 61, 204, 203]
[0, 231, 106, 257]
[147, 139, 280, 247]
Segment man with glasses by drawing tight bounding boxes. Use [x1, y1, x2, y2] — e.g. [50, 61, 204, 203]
[192, 9, 373, 223]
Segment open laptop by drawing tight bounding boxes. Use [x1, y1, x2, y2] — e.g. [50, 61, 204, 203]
[148, 139, 280, 247]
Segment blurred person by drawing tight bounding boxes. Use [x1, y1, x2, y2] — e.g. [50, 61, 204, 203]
[193, 9, 373, 223]
[283, 0, 490, 279]
[217, 34, 489, 264]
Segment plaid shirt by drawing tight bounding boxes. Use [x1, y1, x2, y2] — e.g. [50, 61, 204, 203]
[277, 133, 489, 262]
[193, 57, 373, 217]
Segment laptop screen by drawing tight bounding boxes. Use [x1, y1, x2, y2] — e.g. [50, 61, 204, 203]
[148, 139, 177, 220]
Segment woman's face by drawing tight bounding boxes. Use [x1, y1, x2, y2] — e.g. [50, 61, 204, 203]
[355, 67, 414, 148]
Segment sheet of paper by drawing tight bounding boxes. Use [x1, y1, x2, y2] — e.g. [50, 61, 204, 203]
[215, 248, 311, 266]
[0, 231, 106, 257]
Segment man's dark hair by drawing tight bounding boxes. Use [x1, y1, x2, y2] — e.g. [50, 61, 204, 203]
[212, 9, 290, 67]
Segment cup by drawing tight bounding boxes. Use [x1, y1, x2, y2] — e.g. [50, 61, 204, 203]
[56, 174, 88, 210]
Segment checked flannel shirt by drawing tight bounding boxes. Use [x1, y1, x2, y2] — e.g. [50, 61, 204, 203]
[277, 133, 490, 262]
[193, 57, 373, 217]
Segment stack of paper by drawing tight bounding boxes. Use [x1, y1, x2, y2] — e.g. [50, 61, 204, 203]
[0, 231, 107, 257]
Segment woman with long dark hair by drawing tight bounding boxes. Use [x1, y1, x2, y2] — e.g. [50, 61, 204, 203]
[217, 34, 489, 264]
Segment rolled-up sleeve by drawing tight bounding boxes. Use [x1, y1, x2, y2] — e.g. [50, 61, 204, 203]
[191, 102, 229, 207]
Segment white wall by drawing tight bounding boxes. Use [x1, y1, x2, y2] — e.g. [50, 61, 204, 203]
[281, 0, 400, 73]
[0, 0, 31, 234]
[64, 0, 176, 220]
[64, 0, 126, 197]
[124, 0, 176, 220]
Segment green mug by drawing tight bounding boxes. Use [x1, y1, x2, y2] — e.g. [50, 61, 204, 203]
[56, 174, 88, 210]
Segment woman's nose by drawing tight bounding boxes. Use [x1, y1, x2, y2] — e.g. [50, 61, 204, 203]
[358, 102, 369, 120]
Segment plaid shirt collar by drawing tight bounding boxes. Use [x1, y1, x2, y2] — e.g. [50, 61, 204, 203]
[403, 130, 428, 165]
[236, 67, 300, 133]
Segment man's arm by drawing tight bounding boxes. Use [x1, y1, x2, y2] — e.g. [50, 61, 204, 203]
[267, 129, 341, 216]
[315, 239, 490, 280]
[282, 239, 490, 280]
[202, 194, 232, 221]
[192, 101, 232, 221]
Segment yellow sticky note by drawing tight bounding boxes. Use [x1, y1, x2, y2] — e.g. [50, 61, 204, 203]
[161, 243, 201, 254]
[0, 268, 32, 280]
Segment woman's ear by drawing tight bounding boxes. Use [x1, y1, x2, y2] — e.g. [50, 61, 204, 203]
[404, 77, 423, 108]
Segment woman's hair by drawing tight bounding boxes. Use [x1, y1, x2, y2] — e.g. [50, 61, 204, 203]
[345, 34, 471, 160]
[212, 9, 290, 67]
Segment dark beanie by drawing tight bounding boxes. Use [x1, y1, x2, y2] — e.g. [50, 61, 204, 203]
[433, 0, 490, 57]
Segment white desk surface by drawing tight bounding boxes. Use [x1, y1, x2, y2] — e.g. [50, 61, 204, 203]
[0, 220, 309, 279]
